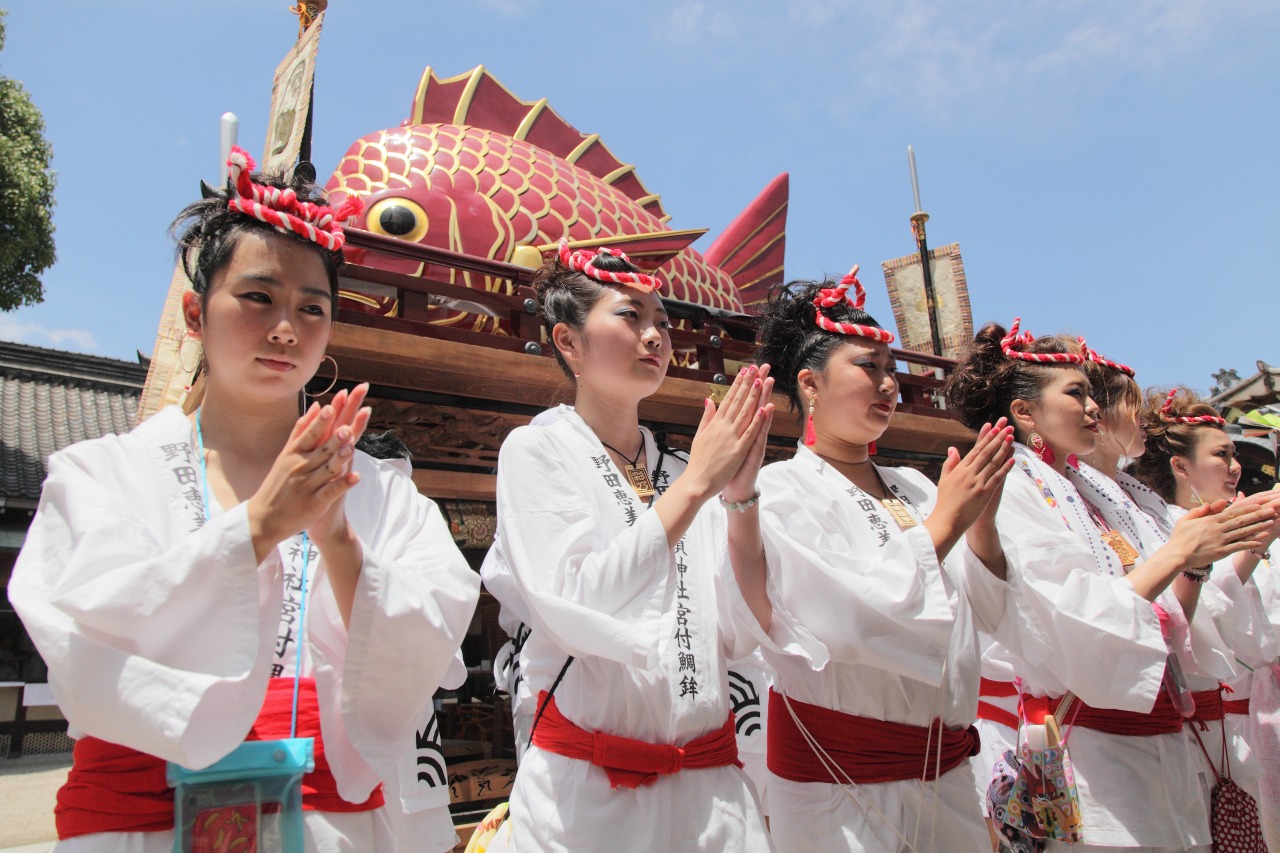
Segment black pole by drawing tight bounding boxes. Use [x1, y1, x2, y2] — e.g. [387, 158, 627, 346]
[911, 212, 944, 357]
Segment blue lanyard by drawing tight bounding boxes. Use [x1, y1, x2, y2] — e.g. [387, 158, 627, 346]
[195, 410, 308, 738]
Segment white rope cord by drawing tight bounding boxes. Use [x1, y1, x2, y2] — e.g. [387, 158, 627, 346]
[779, 693, 922, 853]
[927, 657, 948, 846]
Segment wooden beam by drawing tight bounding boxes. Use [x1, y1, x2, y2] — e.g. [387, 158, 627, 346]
[411, 469, 496, 502]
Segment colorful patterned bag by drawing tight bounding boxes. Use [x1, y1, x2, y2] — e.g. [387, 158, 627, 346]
[987, 692, 1084, 849]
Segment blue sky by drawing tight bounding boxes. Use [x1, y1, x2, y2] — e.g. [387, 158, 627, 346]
[2, 1, 1277, 393]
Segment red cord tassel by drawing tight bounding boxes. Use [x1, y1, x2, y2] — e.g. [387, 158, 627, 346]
[868, 440, 877, 456]
[804, 411, 817, 447]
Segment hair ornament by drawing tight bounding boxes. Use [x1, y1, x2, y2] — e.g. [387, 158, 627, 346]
[1158, 388, 1226, 426]
[225, 146, 362, 252]
[557, 240, 662, 292]
[1000, 318, 1084, 364]
[810, 265, 895, 343]
[1077, 337, 1135, 376]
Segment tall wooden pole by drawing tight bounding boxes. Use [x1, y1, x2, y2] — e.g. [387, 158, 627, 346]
[907, 146, 943, 357]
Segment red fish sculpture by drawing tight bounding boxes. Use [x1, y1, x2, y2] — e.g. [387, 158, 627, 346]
[325, 65, 788, 332]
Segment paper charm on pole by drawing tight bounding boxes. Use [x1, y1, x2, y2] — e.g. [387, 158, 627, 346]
[881, 146, 973, 373]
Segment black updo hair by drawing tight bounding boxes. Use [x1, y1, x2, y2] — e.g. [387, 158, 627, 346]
[171, 170, 344, 301]
[355, 430, 412, 463]
[531, 249, 645, 380]
[753, 278, 888, 413]
[943, 322, 1083, 432]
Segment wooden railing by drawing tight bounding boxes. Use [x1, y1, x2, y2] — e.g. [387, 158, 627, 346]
[338, 229, 957, 419]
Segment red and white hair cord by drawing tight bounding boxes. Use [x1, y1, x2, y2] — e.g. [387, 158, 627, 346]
[1158, 388, 1226, 425]
[811, 265, 895, 343]
[1077, 337, 1135, 376]
[558, 240, 662, 292]
[1000, 318, 1084, 364]
[225, 146, 363, 252]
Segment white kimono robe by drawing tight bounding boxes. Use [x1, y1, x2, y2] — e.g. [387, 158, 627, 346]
[492, 406, 822, 853]
[1128, 488, 1278, 806]
[10, 406, 480, 852]
[384, 652, 467, 853]
[990, 446, 1207, 850]
[758, 446, 1017, 853]
[481, 407, 563, 763]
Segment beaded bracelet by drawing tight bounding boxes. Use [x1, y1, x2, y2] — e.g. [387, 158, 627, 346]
[1181, 566, 1211, 583]
[1249, 548, 1272, 562]
[719, 491, 761, 513]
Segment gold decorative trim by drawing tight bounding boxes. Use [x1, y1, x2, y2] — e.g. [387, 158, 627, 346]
[602, 164, 637, 185]
[565, 134, 600, 163]
[452, 65, 488, 125]
[514, 97, 548, 141]
[410, 66, 434, 125]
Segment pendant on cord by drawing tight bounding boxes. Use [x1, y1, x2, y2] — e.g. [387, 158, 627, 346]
[602, 433, 656, 499]
[625, 464, 657, 499]
[1100, 529, 1140, 568]
[880, 498, 917, 530]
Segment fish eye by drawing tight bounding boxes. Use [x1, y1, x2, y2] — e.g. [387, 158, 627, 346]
[366, 197, 429, 244]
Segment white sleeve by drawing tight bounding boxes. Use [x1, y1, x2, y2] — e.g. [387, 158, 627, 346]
[757, 464, 958, 685]
[495, 426, 672, 669]
[1209, 561, 1278, 668]
[9, 446, 281, 769]
[708, 507, 830, 669]
[956, 540, 1013, 636]
[308, 464, 480, 801]
[997, 472, 1166, 711]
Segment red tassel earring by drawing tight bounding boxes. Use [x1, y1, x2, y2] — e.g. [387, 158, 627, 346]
[868, 441, 877, 456]
[1029, 431, 1056, 465]
[804, 395, 817, 447]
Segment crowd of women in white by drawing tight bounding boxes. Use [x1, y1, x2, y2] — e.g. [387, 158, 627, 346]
[10, 155, 1280, 853]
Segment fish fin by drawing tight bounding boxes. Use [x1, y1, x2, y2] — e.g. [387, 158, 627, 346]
[406, 65, 668, 221]
[535, 229, 707, 271]
[703, 173, 789, 312]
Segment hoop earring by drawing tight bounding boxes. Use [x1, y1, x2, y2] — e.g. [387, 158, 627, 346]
[307, 354, 340, 398]
[177, 332, 203, 374]
[1029, 431, 1056, 465]
[804, 395, 817, 447]
[1176, 468, 1204, 506]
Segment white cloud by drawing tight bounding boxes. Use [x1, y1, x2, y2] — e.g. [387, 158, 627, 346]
[0, 315, 97, 351]
[475, 0, 539, 18]
[662, 2, 742, 41]
[651, 0, 1279, 124]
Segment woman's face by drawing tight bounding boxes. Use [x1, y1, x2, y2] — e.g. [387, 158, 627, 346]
[1103, 402, 1147, 459]
[805, 339, 898, 448]
[184, 230, 333, 405]
[1016, 367, 1100, 457]
[1174, 429, 1241, 504]
[565, 286, 672, 401]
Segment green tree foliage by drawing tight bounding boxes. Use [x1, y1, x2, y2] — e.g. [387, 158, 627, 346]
[0, 8, 55, 310]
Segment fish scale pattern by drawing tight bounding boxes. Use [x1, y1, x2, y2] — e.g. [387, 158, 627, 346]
[328, 124, 742, 312]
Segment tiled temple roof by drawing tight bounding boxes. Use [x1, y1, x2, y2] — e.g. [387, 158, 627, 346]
[0, 341, 146, 502]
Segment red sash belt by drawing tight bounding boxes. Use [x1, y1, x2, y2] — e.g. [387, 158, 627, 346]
[56, 678, 384, 840]
[767, 689, 980, 785]
[977, 678, 1019, 730]
[531, 691, 741, 789]
[1224, 698, 1251, 716]
[1021, 688, 1184, 737]
[1191, 688, 1225, 724]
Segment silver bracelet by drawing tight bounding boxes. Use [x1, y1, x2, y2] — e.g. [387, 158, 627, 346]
[718, 490, 761, 513]
[1250, 548, 1272, 562]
